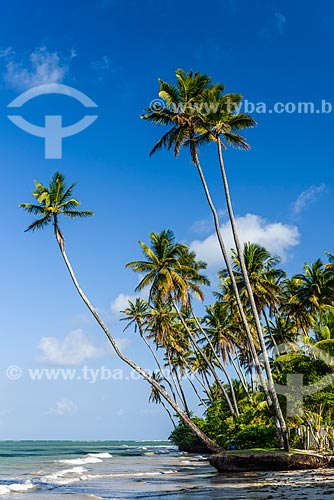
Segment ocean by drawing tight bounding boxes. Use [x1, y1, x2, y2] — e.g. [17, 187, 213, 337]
[0, 440, 221, 499]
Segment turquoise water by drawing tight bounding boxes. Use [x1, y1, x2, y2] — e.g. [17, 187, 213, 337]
[0, 441, 217, 499]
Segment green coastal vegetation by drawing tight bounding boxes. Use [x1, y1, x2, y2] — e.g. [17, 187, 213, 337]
[19, 69, 334, 456]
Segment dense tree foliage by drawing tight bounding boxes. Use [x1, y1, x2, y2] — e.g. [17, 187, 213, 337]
[124, 231, 334, 451]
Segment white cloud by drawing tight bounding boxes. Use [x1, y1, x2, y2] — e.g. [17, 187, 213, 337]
[261, 11, 286, 37]
[292, 183, 326, 214]
[190, 213, 300, 268]
[111, 293, 138, 314]
[138, 408, 163, 416]
[91, 55, 111, 71]
[0, 46, 73, 91]
[38, 329, 104, 365]
[115, 407, 126, 417]
[111, 288, 148, 316]
[273, 12, 286, 34]
[48, 399, 77, 417]
[191, 210, 226, 236]
[114, 338, 132, 351]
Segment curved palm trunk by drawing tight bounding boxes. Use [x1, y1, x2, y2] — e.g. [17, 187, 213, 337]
[262, 309, 278, 352]
[172, 366, 191, 416]
[235, 351, 249, 390]
[187, 362, 210, 393]
[190, 307, 239, 415]
[201, 371, 214, 399]
[166, 350, 189, 414]
[189, 146, 271, 405]
[228, 353, 252, 402]
[216, 141, 289, 451]
[160, 400, 177, 428]
[53, 224, 222, 454]
[185, 371, 208, 409]
[136, 319, 178, 402]
[172, 299, 236, 417]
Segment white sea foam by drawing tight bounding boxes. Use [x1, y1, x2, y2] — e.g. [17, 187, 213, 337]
[84, 469, 178, 480]
[88, 452, 112, 459]
[59, 456, 103, 465]
[41, 466, 89, 486]
[0, 480, 35, 495]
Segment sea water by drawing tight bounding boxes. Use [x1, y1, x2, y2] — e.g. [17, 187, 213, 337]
[0, 441, 218, 499]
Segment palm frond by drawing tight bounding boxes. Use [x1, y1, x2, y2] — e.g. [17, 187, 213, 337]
[18, 203, 45, 215]
[149, 126, 178, 156]
[59, 182, 77, 204]
[62, 210, 94, 219]
[25, 215, 51, 232]
[59, 199, 81, 210]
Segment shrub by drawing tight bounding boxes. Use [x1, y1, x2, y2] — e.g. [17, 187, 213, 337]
[234, 424, 279, 450]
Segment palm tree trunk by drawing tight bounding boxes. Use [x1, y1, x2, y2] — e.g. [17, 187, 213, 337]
[172, 299, 236, 417]
[189, 145, 273, 408]
[160, 400, 177, 428]
[165, 350, 189, 415]
[137, 320, 177, 401]
[202, 371, 215, 401]
[53, 227, 222, 453]
[190, 306, 240, 415]
[185, 372, 208, 409]
[186, 362, 211, 397]
[216, 141, 289, 451]
[235, 351, 249, 390]
[263, 309, 278, 352]
[173, 367, 191, 416]
[229, 353, 251, 401]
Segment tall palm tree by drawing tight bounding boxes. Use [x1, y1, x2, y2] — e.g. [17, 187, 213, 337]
[141, 69, 289, 448]
[201, 89, 289, 449]
[20, 172, 221, 453]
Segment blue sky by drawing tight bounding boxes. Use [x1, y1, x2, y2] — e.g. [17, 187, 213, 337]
[0, 0, 333, 440]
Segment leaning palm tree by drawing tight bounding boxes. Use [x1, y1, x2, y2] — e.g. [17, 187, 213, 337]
[20, 172, 221, 453]
[142, 69, 289, 449]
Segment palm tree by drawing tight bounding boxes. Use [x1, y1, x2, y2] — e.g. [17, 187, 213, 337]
[225, 243, 286, 350]
[202, 303, 241, 409]
[293, 259, 334, 317]
[20, 172, 222, 453]
[120, 298, 177, 400]
[201, 88, 289, 449]
[127, 230, 237, 416]
[141, 69, 289, 449]
[280, 277, 314, 337]
[228, 244, 285, 314]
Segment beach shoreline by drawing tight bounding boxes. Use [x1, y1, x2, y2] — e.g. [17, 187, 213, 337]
[0, 441, 332, 499]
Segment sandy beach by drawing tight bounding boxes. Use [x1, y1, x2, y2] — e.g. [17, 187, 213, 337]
[201, 468, 334, 499]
